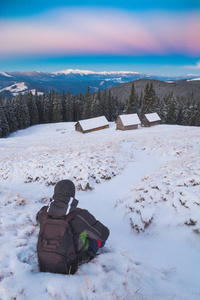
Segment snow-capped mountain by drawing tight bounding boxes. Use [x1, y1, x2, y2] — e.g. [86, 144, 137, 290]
[0, 69, 199, 98]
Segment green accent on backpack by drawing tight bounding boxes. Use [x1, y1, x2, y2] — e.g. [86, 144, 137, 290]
[80, 231, 89, 249]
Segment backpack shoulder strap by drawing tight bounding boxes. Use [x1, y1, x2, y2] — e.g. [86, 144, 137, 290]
[42, 206, 49, 221]
[65, 208, 81, 223]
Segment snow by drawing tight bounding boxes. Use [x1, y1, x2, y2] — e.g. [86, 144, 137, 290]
[144, 112, 161, 122]
[0, 72, 12, 77]
[0, 82, 28, 95]
[187, 78, 200, 82]
[0, 123, 199, 300]
[53, 69, 141, 76]
[76, 116, 109, 132]
[118, 114, 141, 126]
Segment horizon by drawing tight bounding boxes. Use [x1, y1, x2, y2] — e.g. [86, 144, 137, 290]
[0, 0, 200, 76]
[1, 68, 200, 78]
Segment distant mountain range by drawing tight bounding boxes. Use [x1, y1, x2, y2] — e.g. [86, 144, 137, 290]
[0, 69, 199, 99]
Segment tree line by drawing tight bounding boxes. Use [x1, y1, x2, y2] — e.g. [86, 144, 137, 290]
[0, 88, 123, 138]
[124, 82, 200, 126]
[0, 83, 199, 138]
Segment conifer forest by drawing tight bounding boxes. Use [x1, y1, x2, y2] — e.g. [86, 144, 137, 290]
[0, 82, 199, 138]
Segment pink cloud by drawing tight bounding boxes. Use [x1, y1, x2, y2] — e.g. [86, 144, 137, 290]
[0, 8, 199, 57]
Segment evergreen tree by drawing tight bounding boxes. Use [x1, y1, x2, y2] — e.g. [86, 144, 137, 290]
[35, 90, 44, 124]
[140, 82, 156, 117]
[3, 97, 18, 133]
[83, 87, 92, 119]
[124, 83, 137, 114]
[0, 115, 2, 138]
[49, 90, 54, 122]
[65, 91, 73, 121]
[166, 92, 178, 124]
[74, 95, 83, 121]
[91, 91, 103, 118]
[182, 94, 193, 126]
[188, 98, 196, 126]
[108, 91, 117, 121]
[0, 97, 10, 137]
[101, 90, 109, 120]
[138, 91, 143, 111]
[61, 91, 66, 121]
[52, 92, 63, 123]
[174, 96, 184, 125]
[195, 99, 200, 127]
[16, 93, 30, 129]
[43, 94, 51, 123]
[26, 91, 39, 126]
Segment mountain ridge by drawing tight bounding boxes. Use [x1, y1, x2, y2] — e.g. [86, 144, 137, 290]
[0, 69, 199, 99]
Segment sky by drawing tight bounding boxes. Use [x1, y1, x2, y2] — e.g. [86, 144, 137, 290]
[0, 0, 200, 76]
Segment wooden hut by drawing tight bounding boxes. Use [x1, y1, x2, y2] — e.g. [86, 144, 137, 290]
[75, 116, 109, 134]
[115, 114, 140, 130]
[141, 113, 161, 127]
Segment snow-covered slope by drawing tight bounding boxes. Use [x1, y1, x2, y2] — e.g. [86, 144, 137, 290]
[0, 123, 199, 299]
[0, 82, 28, 95]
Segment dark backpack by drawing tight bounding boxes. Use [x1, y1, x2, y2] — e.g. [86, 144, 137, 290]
[37, 207, 81, 275]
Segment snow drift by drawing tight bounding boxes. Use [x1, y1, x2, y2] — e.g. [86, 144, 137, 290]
[0, 122, 199, 300]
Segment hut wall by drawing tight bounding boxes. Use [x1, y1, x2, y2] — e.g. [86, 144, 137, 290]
[124, 124, 138, 130]
[149, 120, 161, 127]
[83, 124, 109, 134]
[116, 118, 125, 130]
[141, 116, 150, 127]
[75, 122, 83, 133]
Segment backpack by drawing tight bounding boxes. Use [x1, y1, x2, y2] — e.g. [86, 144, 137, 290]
[37, 206, 81, 275]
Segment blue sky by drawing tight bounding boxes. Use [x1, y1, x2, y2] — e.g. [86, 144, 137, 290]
[0, 0, 199, 75]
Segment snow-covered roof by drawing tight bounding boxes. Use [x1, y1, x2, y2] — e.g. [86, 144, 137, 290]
[76, 116, 109, 131]
[144, 113, 161, 122]
[119, 114, 140, 126]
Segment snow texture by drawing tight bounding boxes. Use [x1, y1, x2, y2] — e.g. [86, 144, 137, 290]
[119, 114, 141, 126]
[144, 112, 161, 122]
[76, 116, 109, 132]
[0, 82, 28, 95]
[0, 72, 12, 77]
[0, 122, 199, 300]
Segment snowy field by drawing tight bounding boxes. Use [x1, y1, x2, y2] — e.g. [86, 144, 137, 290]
[0, 122, 199, 300]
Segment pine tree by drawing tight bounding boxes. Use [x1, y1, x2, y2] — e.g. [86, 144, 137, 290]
[14, 93, 30, 129]
[43, 94, 51, 123]
[26, 91, 39, 126]
[140, 82, 156, 117]
[166, 92, 178, 124]
[3, 98, 18, 133]
[0, 115, 2, 138]
[52, 92, 63, 123]
[91, 91, 103, 118]
[195, 99, 200, 127]
[35, 90, 44, 124]
[108, 91, 117, 121]
[188, 98, 196, 126]
[74, 95, 83, 121]
[83, 87, 92, 119]
[61, 91, 66, 121]
[101, 90, 109, 120]
[182, 94, 194, 126]
[0, 97, 10, 137]
[124, 83, 137, 114]
[65, 91, 73, 121]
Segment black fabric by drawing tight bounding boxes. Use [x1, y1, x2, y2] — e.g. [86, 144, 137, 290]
[37, 207, 80, 275]
[53, 180, 75, 201]
[36, 179, 110, 274]
[48, 197, 79, 218]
